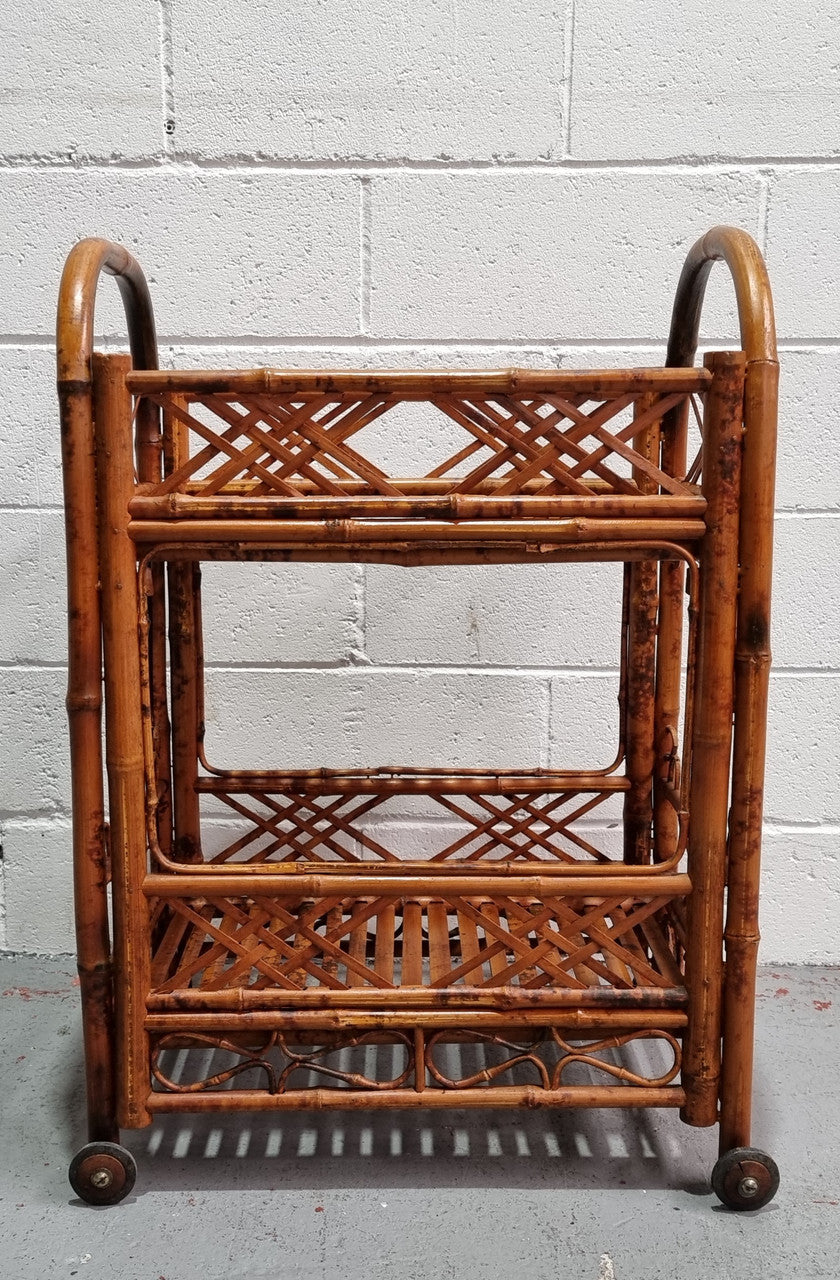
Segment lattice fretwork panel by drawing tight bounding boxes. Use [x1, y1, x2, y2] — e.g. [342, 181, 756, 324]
[141, 389, 701, 499]
[198, 787, 624, 866]
[149, 892, 684, 996]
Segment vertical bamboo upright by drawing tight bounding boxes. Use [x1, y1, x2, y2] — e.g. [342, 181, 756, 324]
[58, 227, 779, 1211]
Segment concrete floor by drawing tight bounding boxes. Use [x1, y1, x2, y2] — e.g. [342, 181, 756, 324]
[0, 955, 837, 1280]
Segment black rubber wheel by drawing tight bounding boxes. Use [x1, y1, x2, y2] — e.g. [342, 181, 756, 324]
[712, 1147, 780, 1211]
[68, 1141, 137, 1205]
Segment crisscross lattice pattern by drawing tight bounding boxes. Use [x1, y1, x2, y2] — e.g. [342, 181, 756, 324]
[142, 389, 698, 499]
[149, 891, 684, 996]
[199, 786, 622, 866]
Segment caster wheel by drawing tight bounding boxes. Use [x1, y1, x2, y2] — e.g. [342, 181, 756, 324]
[712, 1147, 779, 1211]
[69, 1142, 136, 1205]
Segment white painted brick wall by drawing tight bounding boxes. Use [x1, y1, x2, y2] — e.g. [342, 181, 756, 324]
[0, 1, 836, 962]
[171, 0, 567, 161]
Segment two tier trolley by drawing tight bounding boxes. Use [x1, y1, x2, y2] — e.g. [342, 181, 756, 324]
[58, 227, 780, 1209]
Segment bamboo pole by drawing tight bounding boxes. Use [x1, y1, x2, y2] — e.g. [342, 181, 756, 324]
[134, 541, 694, 569]
[147, 562, 172, 856]
[139, 478, 702, 498]
[145, 1009, 687, 1032]
[163, 391, 202, 863]
[127, 367, 711, 397]
[623, 395, 660, 864]
[57, 238, 158, 1142]
[196, 769, 631, 793]
[718, 355, 779, 1153]
[680, 352, 746, 1127]
[93, 354, 152, 1129]
[147, 855, 685, 879]
[653, 392, 689, 862]
[146, 1085, 685, 1112]
[143, 872, 691, 898]
[137, 389, 172, 857]
[666, 225, 778, 1150]
[128, 516, 707, 545]
[168, 563, 202, 862]
[128, 491, 706, 521]
[145, 988, 688, 1014]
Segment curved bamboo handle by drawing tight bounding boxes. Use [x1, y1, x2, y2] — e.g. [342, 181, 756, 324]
[666, 226, 777, 367]
[57, 236, 158, 383]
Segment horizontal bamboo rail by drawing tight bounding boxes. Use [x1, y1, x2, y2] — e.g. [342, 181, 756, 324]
[146, 1085, 686, 1112]
[139, 476, 704, 498]
[129, 492, 707, 522]
[149, 857, 685, 879]
[127, 366, 711, 397]
[151, 860, 686, 880]
[128, 517, 707, 546]
[195, 769, 630, 793]
[145, 1009, 687, 1033]
[144, 872, 692, 897]
[146, 986, 688, 1013]
[138, 541, 696, 568]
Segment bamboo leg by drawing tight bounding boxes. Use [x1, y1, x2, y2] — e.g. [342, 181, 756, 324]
[653, 397, 689, 862]
[165, 392, 203, 862]
[138, 393, 172, 855]
[57, 239, 158, 1145]
[623, 395, 660, 864]
[59, 376, 117, 1142]
[169, 562, 203, 861]
[148, 563, 173, 855]
[718, 358, 779, 1153]
[93, 354, 152, 1128]
[681, 352, 746, 1127]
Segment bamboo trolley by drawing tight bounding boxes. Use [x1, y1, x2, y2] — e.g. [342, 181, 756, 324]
[58, 227, 779, 1209]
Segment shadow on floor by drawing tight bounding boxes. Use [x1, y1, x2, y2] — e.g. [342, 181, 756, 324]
[90, 1105, 718, 1198]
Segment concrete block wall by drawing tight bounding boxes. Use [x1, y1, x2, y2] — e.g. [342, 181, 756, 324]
[1, 1, 838, 960]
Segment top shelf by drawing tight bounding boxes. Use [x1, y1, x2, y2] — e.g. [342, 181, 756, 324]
[126, 365, 711, 509]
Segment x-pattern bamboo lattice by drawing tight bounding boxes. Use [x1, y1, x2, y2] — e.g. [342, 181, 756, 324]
[150, 890, 679, 995]
[203, 787, 621, 865]
[141, 389, 699, 498]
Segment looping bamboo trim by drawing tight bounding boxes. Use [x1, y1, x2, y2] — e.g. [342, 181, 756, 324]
[148, 1026, 680, 1098]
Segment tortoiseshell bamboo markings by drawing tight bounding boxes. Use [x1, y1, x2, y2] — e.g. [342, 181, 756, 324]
[58, 227, 779, 1209]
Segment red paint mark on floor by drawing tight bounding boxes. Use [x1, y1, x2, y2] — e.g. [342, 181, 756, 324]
[814, 1000, 832, 1011]
[15, 1055, 25, 1063]
[813, 1199, 839, 1206]
[774, 988, 789, 997]
[1, 985, 74, 1000]
[315, 1205, 325, 1212]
